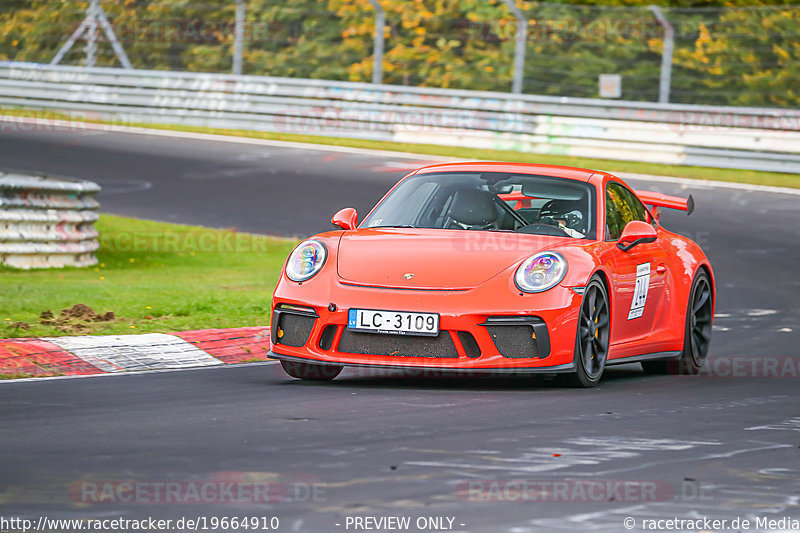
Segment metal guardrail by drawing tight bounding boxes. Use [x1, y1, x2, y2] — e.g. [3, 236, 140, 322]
[1, 62, 799, 173]
[0, 171, 100, 269]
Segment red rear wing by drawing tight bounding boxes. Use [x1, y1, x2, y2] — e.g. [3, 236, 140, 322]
[498, 191, 531, 209]
[635, 190, 695, 216]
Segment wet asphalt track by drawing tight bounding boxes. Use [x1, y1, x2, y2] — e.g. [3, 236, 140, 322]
[0, 127, 798, 532]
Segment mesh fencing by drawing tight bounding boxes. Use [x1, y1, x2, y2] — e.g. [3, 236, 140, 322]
[1, 0, 798, 108]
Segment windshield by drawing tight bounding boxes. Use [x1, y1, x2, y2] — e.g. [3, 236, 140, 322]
[361, 172, 596, 239]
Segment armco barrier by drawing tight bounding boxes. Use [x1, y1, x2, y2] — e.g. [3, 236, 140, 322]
[1, 62, 799, 173]
[0, 171, 100, 269]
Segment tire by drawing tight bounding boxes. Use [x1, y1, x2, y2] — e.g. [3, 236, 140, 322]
[280, 360, 343, 381]
[642, 270, 713, 375]
[560, 276, 611, 388]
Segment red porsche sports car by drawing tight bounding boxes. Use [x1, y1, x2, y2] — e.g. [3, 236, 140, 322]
[269, 162, 714, 387]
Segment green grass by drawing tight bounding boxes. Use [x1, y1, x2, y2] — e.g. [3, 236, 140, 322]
[0, 215, 297, 338]
[3, 107, 799, 189]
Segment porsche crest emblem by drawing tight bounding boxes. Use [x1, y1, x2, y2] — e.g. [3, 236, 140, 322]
[403, 273, 415, 280]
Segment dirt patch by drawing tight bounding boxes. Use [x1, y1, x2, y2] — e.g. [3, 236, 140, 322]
[40, 304, 117, 334]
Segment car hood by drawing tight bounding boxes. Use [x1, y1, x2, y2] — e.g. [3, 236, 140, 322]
[336, 228, 573, 289]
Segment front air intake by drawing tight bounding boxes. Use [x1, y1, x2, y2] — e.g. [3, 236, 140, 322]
[480, 316, 550, 359]
[272, 305, 318, 347]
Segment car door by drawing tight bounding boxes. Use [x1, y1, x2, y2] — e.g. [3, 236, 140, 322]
[605, 182, 668, 354]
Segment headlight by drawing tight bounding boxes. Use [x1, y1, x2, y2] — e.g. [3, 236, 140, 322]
[286, 240, 327, 282]
[514, 251, 567, 293]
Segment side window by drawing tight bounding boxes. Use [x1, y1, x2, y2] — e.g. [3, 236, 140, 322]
[606, 183, 648, 240]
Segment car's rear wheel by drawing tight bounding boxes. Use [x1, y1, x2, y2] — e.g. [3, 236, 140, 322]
[642, 270, 712, 375]
[280, 360, 343, 381]
[561, 276, 610, 388]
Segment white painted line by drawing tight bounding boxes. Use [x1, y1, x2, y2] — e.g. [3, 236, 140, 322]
[43, 333, 223, 372]
[4, 115, 798, 195]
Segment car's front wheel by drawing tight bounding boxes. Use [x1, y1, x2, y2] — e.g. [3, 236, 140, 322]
[280, 360, 343, 381]
[562, 276, 610, 388]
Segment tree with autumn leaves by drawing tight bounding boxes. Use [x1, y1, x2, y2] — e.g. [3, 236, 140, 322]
[0, 0, 797, 107]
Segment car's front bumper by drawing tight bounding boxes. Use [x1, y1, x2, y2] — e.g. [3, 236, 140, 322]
[268, 351, 576, 375]
[269, 279, 581, 371]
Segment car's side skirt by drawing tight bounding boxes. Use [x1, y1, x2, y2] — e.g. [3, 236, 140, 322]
[268, 352, 576, 374]
[606, 350, 682, 366]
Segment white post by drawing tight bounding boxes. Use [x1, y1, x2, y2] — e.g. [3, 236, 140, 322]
[367, 0, 385, 84]
[84, 0, 100, 67]
[500, 0, 527, 94]
[233, 0, 246, 75]
[649, 5, 674, 104]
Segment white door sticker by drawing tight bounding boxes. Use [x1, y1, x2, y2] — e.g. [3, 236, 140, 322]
[628, 262, 651, 320]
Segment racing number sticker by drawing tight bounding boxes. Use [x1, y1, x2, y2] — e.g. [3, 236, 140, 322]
[627, 263, 651, 320]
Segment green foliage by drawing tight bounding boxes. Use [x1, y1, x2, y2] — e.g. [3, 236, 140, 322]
[0, 0, 797, 107]
[670, 6, 800, 107]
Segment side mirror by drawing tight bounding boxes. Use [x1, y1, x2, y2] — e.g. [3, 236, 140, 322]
[617, 220, 657, 252]
[331, 208, 358, 230]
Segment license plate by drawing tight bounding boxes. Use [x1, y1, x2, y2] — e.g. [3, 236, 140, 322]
[348, 309, 439, 336]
